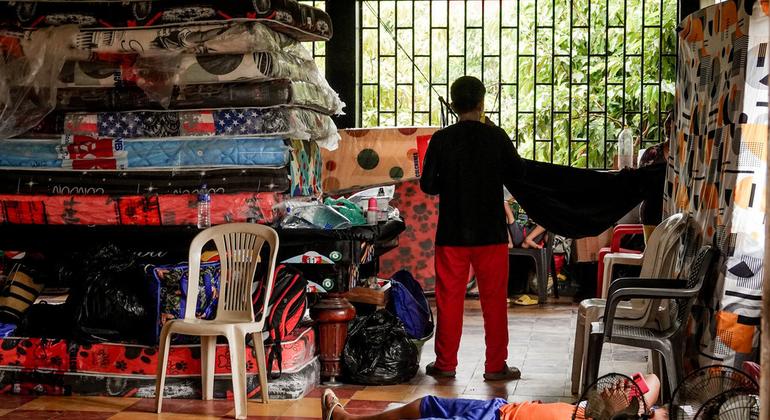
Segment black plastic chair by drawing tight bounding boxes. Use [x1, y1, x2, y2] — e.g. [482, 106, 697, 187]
[582, 245, 718, 395]
[508, 231, 557, 304]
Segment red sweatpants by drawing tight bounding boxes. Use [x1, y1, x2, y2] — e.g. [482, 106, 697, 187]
[433, 244, 509, 373]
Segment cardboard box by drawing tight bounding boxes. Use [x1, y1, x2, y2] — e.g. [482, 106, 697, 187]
[574, 228, 613, 262]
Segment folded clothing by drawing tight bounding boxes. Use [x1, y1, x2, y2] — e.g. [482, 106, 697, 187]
[49, 79, 340, 115]
[58, 51, 330, 93]
[27, 108, 338, 145]
[0, 136, 290, 170]
[1, 0, 332, 41]
[0, 192, 278, 226]
[0, 167, 291, 195]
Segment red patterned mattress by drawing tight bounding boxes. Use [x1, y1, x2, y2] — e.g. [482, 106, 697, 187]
[377, 180, 438, 291]
[0, 325, 317, 399]
[0, 192, 278, 226]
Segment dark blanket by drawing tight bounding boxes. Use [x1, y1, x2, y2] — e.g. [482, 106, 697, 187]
[0, 167, 290, 195]
[507, 160, 666, 239]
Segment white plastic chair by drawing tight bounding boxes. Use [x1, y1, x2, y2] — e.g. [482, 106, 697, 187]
[570, 213, 690, 395]
[601, 252, 644, 298]
[155, 223, 279, 420]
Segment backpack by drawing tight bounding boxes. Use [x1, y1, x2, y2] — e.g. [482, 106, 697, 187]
[387, 270, 434, 339]
[253, 264, 307, 379]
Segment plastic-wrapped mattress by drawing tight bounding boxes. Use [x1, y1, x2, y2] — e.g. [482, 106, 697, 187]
[0, 192, 279, 225]
[0, 0, 332, 41]
[0, 136, 290, 170]
[58, 51, 327, 89]
[28, 108, 338, 144]
[50, 79, 340, 115]
[0, 167, 291, 195]
[0, 21, 308, 58]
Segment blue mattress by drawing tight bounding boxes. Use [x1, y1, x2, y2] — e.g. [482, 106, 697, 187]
[0, 137, 290, 169]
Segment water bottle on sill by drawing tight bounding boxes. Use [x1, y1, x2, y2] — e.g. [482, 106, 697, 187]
[197, 184, 211, 229]
[617, 126, 635, 169]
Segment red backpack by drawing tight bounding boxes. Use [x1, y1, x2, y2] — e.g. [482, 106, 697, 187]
[253, 264, 307, 379]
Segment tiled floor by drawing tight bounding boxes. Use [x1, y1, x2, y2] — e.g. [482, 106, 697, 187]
[0, 300, 648, 419]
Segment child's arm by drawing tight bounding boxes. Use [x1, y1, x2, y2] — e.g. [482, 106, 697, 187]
[503, 201, 515, 224]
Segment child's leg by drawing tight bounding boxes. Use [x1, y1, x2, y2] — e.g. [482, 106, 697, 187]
[642, 374, 661, 407]
[331, 399, 422, 420]
[470, 244, 510, 373]
[522, 225, 546, 249]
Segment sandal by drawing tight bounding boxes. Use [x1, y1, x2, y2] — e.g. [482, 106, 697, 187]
[512, 294, 539, 306]
[322, 389, 343, 420]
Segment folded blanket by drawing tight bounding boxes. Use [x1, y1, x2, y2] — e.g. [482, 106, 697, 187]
[1, 0, 332, 41]
[0, 136, 290, 170]
[50, 79, 341, 115]
[0, 192, 278, 226]
[0, 167, 291, 195]
[28, 108, 338, 145]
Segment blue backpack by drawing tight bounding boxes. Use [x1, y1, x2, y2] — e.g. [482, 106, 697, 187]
[387, 270, 434, 339]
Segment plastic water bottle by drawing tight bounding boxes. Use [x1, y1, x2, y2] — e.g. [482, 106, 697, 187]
[197, 184, 211, 229]
[366, 197, 378, 225]
[617, 127, 635, 169]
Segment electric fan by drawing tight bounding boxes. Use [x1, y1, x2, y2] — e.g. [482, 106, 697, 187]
[670, 365, 759, 420]
[573, 373, 649, 420]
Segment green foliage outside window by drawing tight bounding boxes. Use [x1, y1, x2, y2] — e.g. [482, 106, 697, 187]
[358, 0, 678, 169]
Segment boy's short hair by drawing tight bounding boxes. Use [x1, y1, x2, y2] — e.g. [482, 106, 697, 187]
[450, 76, 486, 114]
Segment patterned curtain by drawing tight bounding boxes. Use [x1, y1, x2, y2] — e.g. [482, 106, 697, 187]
[665, 0, 768, 369]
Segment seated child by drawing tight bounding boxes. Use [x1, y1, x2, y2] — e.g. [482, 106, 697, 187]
[322, 373, 666, 420]
[503, 191, 545, 249]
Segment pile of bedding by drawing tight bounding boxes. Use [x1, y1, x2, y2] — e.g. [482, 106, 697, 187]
[0, 0, 339, 226]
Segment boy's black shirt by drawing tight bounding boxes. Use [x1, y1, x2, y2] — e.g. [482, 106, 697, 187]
[420, 120, 525, 246]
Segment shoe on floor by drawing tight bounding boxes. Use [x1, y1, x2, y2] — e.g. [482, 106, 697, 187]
[484, 363, 521, 381]
[425, 361, 456, 378]
[511, 294, 538, 306]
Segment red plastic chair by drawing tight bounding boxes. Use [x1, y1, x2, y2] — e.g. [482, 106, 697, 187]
[595, 224, 644, 297]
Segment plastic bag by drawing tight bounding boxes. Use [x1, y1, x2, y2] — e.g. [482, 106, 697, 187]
[324, 197, 366, 226]
[67, 244, 152, 343]
[342, 309, 419, 385]
[280, 204, 352, 230]
[0, 26, 78, 138]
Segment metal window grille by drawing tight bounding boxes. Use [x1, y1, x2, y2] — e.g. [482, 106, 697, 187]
[357, 0, 679, 169]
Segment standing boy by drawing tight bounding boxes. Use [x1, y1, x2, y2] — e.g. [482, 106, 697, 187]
[420, 76, 524, 381]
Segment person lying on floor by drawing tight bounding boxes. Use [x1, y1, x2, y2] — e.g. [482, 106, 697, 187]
[321, 374, 667, 420]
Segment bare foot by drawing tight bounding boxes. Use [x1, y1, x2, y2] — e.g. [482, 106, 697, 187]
[524, 238, 543, 249]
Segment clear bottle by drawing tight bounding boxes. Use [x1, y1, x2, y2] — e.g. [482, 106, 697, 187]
[617, 126, 635, 169]
[197, 184, 211, 229]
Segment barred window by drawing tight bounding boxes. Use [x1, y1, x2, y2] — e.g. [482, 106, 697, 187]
[357, 0, 678, 169]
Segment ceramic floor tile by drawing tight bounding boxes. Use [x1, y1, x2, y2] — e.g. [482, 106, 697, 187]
[129, 398, 234, 416]
[279, 397, 348, 418]
[243, 400, 294, 417]
[109, 412, 223, 420]
[0, 396, 38, 409]
[18, 397, 138, 412]
[1, 410, 115, 419]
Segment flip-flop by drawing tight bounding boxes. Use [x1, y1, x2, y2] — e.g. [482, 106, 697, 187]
[512, 294, 539, 306]
[322, 389, 343, 420]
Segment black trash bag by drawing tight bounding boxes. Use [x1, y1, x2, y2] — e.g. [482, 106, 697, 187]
[67, 244, 152, 344]
[342, 309, 419, 385]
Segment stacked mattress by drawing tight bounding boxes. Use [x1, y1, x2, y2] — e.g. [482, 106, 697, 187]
[0, 0, 339, 226]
